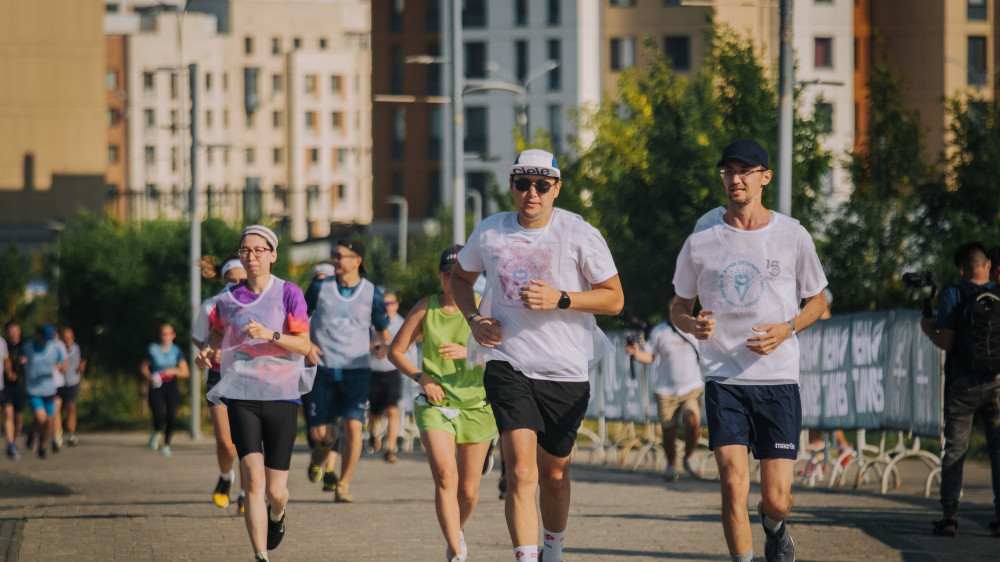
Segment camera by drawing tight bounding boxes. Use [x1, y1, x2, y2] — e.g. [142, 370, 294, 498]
[903, 271, 937, 318]
[625, 332, 638, 347]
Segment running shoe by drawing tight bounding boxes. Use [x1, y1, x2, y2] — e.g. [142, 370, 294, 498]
[368, 433, 382, 454]
[683, 456, 702, 479]
[266, 508, 286, 550]
[663, 466, 679, 482]
[322, 470, 339, 492]
[758, 501, 795, 561]
[213, 476, 232, 508]
[161, 444, 172, 457]
[384, 450, 398, 464]
[334, 482, 353, 503]
[51, 438, 61, 453]
[988, 520, 999, 537]
[26, 432, 36, 452]
[483, 437, 497, 475]
[498, 473, 507, 500]
[37, 447, 47, 459]
[148, 431, 159, 451]
[65, 433, 78, 446]
[6, 443, 19, 460]
[307, 462, 324, 483]
[932, 518, 957, 537]
[237, 494, 246, 515]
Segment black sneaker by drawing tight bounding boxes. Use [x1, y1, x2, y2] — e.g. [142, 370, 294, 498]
[322, 470, 339, 492]
[237, 495, 245, 515]
[266, 509, 285, 550]
[758, 501, 794, 561]
[932, 518, 957, 537]
[212, 476, 232, 508]
[37, 447, 47, 460]
[51, 438, 61, 453]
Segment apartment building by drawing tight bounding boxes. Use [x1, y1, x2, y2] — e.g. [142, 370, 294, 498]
[0, 0, 107, 245]
[104, 0, 372, 242]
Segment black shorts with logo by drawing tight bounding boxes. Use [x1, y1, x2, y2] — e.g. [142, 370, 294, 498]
[483, 360, 590, 458]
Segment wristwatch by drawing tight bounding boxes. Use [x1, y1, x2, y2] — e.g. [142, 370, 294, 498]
[272, 331, 281, 341]
[467, 313, 482, 324]
[558, 291, 571, 310]
[786, 320, 796, 336]
[414, 372, 423, 383]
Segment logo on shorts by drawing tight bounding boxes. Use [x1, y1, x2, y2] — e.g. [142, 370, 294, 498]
[720, 260, 764, 308]
[774, 442, 795, 450]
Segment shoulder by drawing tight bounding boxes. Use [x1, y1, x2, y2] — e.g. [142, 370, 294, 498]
[692, 207, 726, 233]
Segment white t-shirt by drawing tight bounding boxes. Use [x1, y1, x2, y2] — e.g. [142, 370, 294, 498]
[645, 322, 703, 396]
[53, 340, 67, 388]
[693, 206, 725, 233]
[673, 211, 827, 384]
[0, 337, 7, 392]
[458, 208, 618, 382]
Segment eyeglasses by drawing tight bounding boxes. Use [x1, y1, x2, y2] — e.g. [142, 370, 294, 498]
[719, 168, 766, 180]
[238, 247, 272, 259]
[331, 252, 359, 260]
[512, 178, 557, 194]
[384, 300, 398, 306]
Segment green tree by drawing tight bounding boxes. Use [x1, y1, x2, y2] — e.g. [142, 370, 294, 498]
[0, 242, 31, 322]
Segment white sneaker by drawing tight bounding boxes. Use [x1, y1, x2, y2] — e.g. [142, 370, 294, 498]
[161, 444, 172, 457]
[663, 466, 678, 482]
[148, 432, 159, 451]
[683, 456, 702, 479]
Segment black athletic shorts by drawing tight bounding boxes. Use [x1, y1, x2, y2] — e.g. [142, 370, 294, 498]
[205, 370, 223, 406]
[56, 383, 80, 404]
[483, 360, 590, 458]
[368, 370, 402, 416]
[226, 399, 299, 470]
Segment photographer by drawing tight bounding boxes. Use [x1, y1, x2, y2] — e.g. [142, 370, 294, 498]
[919, 241, 1000, 538]
[625, 295, 704, 482]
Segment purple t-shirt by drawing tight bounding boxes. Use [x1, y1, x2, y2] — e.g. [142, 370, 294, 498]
[210, 279, 310, 333]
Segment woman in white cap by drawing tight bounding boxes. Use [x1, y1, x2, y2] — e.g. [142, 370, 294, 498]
[196, 225, 313, 562]
[193, 255, 247, 512]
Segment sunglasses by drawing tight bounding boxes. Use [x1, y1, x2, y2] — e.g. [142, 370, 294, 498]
[512, 178, 557, 194]
[330, 252, 359, 260]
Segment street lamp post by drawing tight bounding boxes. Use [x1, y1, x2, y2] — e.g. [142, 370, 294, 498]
[387, 195, 408, 266]
[483, 60, 559, 140]
[448, 0, 465, 245]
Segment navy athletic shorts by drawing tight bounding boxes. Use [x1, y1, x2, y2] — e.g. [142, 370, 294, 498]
[705, 380, 801, 460]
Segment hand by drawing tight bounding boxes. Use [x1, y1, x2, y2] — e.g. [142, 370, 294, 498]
[625, 342, 638, 356]
[469, 316, 504, 348]
[745, 322, 793, 355]
[420, 377, 446, 403]
[438, 342, 467, 361]
[150, 373, 163, 389]
[241, 319, 270, 341]
[305, 343, 324, 366]
[194, 346, 213, 369]
[519, 279, 559, 310]
[690, 310, 716, 340]
[372, 342, 388, 360]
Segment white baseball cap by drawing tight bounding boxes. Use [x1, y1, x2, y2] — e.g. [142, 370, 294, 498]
[509, 149, 560, 178]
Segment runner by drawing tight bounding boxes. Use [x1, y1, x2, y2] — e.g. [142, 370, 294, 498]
[193, 256, 247, 512]
[367, 291, 408, 463]
[196, 225, 313, 561]
[54, 327, 85, 447]
[140, 323, 189, 457]
[23, 325, 67, 459]
[3, 321, 26, 460]
[389, 245, 497, 562]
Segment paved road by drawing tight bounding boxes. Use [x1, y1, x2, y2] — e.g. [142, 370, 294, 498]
[0, 432, 997, 561]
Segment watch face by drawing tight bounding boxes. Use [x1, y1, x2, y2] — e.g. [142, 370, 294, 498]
[273, 331, 281, 341]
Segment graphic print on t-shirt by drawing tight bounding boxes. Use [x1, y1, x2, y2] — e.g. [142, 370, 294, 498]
[496, 244, 559, 307]
[720, 260, 765, 308]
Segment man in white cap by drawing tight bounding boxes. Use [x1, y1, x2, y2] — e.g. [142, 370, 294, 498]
[452, 149, 624, 562]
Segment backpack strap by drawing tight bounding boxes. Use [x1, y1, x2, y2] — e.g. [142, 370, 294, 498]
[667, 319, 700, 362]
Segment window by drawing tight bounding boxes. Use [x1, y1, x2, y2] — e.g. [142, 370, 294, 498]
[392, 173, 405, 197]
[205, 109, 213, 129]
[547, 40, 562, 90]
[814, 101, 834, 134]
[337, 184, 346, 200]
[223, 73, 229, 91]
[465, 106, 487, 155]
[305, 74, 316, 94]
[391, 45, 404, 95]
[143, 72, 154, 91]
[814, 37, 833, 69]
[610, 38, 636, 71]
[107, 108, 122, 126]
[223, 109, 229, 129]
[305, 111, 316, 130]
[426, 0, 441, 30]
[244, 36, 254, 55]
[273, 111, 282, 128]
[968, 0, 987, 20]
[170, 73, 178, 99]
[968, 36, 988, 85]
[319, 38, 328, 50]
[170, 110, 178, 133]
[108, 145, 119, 164]
[273, 147, 283, 164]
[273, 184, 288, 209]
[244, 178, 262, 222]
[106, 70, 118, 91]
[144, 109, 155, 129]
[392, 108, 406, 160]
[144, 145, 155, 167]
[331, 112, 343, 130]
[293, 37, 302, 50]
[515, 0, 528, 26]
[426, 43, 442, 95]
[246, 147, 256, 165]
[331, 75, 343, 94]
[205, 72, 213, 92]
[309, 148, 319, 164]
[611, 0, 635, 5]
[429, 106, 442, 159]
[171, 147, 177, 171]
[463, 0, 486, 27]
[391, 0, 404, 32]
[272, 37, 281, 55]
[246, 112, 256, 128]
[548, 104, 562, 152]
[307, 185, 319, 207]
[206, 148, 214, 165]
[272, 74, 283, 93]
[664, 36, 691, 71]
[465, 42, 487, 78]
[337, 148, 348, 166]
[516, 41, 529, 83]
[547, 0, 560, 25]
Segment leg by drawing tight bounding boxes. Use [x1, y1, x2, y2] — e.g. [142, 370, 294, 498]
[682, 408, 701, 460]
[52, 395, 62, 443]
[210, 403, 238, 474]
[538, 447, 572, 534]
[456, 441, 490, 528]
[421, 430, 463, 556]
[65, 400, 78, 435]
[662, 425, 679, 469]
[715, 444, 752, 555]
[384, 405, 400, 454]
[148, 386, 166, 435]
[980, 381, 1000, 521]
[338, 417, 364, 486]
[241, 453, 269, 553]
[940, 387, 977, 519]
[3, 403, 14, 444]
[758, 458, 795, 522]
[502, 428, 540, 547]
[162, 381, 179, 446]
[264, 467, 290, 519]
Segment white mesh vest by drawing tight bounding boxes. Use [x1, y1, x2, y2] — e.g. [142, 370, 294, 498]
[310, 278, 376, 370]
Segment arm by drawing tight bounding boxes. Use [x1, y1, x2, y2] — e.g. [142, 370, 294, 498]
[453, 263, 504, 348]
[670, 296, 716, 340]
[625, 343, 654, 365]
[518, 274, 625, 315]
[174, 354, 190, 379]
[920, 319, 954, 351]
[3, 356, 12, 381]
[745, 290, 829, 356]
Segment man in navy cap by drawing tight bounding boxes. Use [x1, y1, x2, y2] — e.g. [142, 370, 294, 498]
[671, 139, 828, 562]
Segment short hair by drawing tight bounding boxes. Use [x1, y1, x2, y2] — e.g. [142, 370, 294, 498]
[4, 320, 19, 331]
[988, 246, 1000, 269]
[954, 241, 988, 271]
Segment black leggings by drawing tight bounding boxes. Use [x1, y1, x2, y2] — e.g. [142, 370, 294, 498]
[227, 399, 299, 471]
[149, 380, 179, 445]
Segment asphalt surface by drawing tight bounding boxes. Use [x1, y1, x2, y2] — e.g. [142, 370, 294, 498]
[0, 431, 997, 561]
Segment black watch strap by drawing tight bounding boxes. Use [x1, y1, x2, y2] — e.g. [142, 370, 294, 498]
[558, 291, 571, 310]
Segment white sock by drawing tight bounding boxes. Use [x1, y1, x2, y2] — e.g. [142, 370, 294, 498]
[239, 489, 246, 498]
[221, 470, 234, 482]
[763, 514, 783, 533]
[731, 550, 752, 562]
[513, 545, 538, 560]
[269, 508, 284, 522]
[542, 528, 566, 562]
[255, 552, 269, 561]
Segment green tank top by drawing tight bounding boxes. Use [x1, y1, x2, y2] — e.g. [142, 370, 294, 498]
[421, 294, 486, 408]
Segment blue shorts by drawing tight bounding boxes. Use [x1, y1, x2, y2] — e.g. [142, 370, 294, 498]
[28, 395, 57, 417]
[304, 367, 371, 426]
[705, 381, 801, 460]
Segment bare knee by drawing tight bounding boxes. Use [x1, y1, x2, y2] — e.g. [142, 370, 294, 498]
[433, 465, 459, 490]
[458, 482, 480, 507]
[760, 490, 793, 520]
[509, 461, 539, 490]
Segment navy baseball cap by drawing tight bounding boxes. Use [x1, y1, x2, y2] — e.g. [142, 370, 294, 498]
[717, 139, 769, 169]
[439, 245, 463, 272]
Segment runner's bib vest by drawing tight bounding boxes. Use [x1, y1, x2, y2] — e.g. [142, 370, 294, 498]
[310, 278, 376, 370]
[422, 294, 486, 408]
